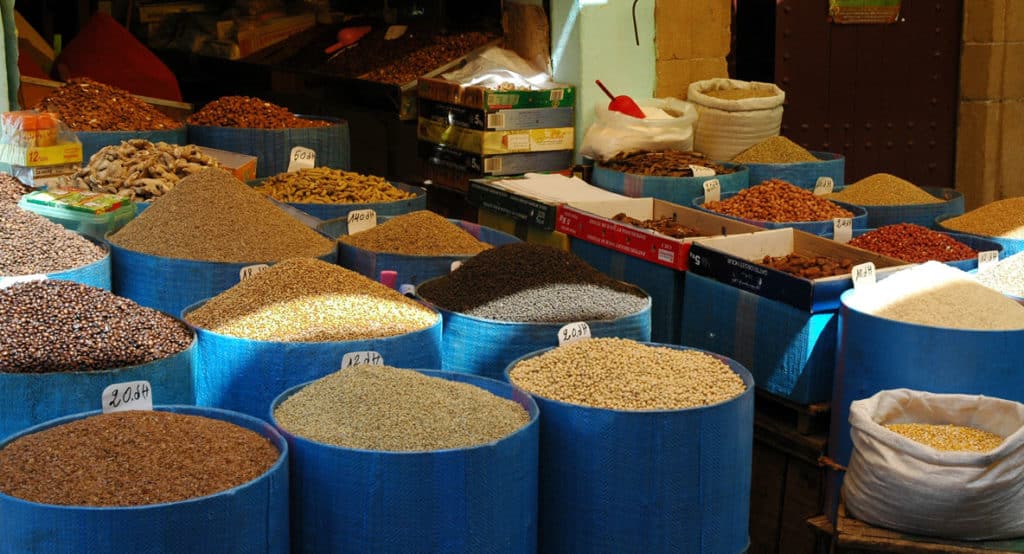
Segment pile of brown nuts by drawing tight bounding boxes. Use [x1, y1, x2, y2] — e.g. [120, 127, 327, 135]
[760, 253, 853, 279]
[34, 78, 179, 131]
[612, 213, 702, 238]
[187, 96, 333, 129]
[602, 150, 736, 177]
[703, 179, 853, 222]
[362, 32, 494, 85]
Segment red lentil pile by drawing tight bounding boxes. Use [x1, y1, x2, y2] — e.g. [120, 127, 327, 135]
[188, 96, 332, 129]
[702, 179, 853, 222]
[848, 224, 977, 263]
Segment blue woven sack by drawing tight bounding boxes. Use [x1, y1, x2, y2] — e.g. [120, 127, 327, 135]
[835, 187, 964, 229]
[744, 151, 845, 189]
[591, 162, 750, 207]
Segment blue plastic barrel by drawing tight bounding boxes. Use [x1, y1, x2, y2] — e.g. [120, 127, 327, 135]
[743, 151, 845, 190]
[0, 405, 289, 554]
[249, 179, 427, 221]
[76, 128, 187, 164]
[108, 241, 337, 319]
[0, 332, 195, 440]
[505, 344, 754, 553]
[185, 302, 443, 418]
[323, 218, 520, 287]
[826, 289, 1024, 518]
[271, 370, 539, 553]
[419, 287, 652, 381]
[692, 193, 868, 235]
[935, 214, 1024, 257]
[590, 162, 750, 207]
[187, 115, 350, 177]
[832, 187, 963, 229]
[2, 239, 112, 291]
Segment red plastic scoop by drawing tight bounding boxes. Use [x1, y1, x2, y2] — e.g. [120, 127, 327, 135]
[596, 80, 645, 119]
[325, 26, 372, 55]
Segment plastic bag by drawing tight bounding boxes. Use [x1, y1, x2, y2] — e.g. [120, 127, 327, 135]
[688, 78, 785, 161]
[442, 47, 560, 91]
[580, 98, 698, 162]
[844, 388, 1024, 540]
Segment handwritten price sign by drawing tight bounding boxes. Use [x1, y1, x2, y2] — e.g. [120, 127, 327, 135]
[341, 351, 384, 368]
[347, 209, 377, 234]
[287, 146, 316, 172]
[558, 322, 591, 345]
[102, 381, 153, 413]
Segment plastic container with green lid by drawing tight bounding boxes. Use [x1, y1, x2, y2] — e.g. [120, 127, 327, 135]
[18, 189, 135, 241]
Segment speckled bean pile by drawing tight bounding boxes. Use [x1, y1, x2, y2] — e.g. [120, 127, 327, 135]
[976, 251, 1024, 298]
[508, 338, 746, 410]
[884, 423, 1004, 453]
[340, 211, 491, 256]
[274, 365, 529, 451]
[939, 197, 1024, 239]
[826, 174, 942, 206]
[0, 411, 279, 506]
[464, 283, 649, 322]
[0, 173, 29, 204]
[0, 203, 106, 276]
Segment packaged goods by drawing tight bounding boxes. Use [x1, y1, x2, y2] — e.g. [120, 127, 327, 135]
[702, 179, 853, 222]
[33, 78, 179, 131]
[610, 212, 701, 238]
[185, 258, 437, 342]
[187, 96, 332, 129]
[274, 365, 529, 451]
[846, 262, 1024, 330]
[108, 168, 334, 263]
[255, 167, 415, 204]
[0, 411, 278, 506]
[939, 197, 1024, 239]
[0, 203, 106, 276]
[731, 136, 818, 164]
[508, 337, 746, 410]
[826, 173, 943, 205]
[848, 224, 976, 263]
[600, 150, 737, 177]
[0, 280, 192, 373]
[0, 173, 29, 204]
[338, 211, 490, 255]
[416, 243, 648, 322]
[0, 111, 83, 186]
[884, 423, 1003, 453]
[62, 139, 220, 201]
[760, 253, 853, 278]
[976, 251, 1024, 297]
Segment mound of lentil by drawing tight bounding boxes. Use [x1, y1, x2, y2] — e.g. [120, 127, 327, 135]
[848, 224, 976, 263]
[509, 338, 746, 410]
[109, 168, 334, 263]
[339, 211, 491, 255]
[256, 167, 416, 204]
[976, 251, 1024, 298]
[34, 78, 179, 131]
[415, 243, 648, 322]
[825, 174, 943, 206]
[939, 197, 1024, 239]
[185, 258, 437, 341]
[731, 136, 819, 164]
[0, 411, 278, 506]
[0, 203, 106, 276]
[884, 423, 1004, 453]
[702, 179, 853, 222]
[849, 262, 1024, 330]
[0, 281, 193, 373]
[187, 96, 332, 129]
[274, 365, 529, 451]
[600, 150, 736, 177]
[0, 173, 29, 204]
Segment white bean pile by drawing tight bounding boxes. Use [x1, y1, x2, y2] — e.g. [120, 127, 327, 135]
[976, 251, 1024, 298]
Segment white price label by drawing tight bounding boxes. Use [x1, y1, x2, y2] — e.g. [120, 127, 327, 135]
[450, 261, 463, 272]
[506, 133, 531, 151]
[287, 146, 316, 172]
[702, 179, 721, 203]
[557, 322, 591, 345]
[851, 262, 876, 290]
[102, 380, 153, 413]
[341, 351, 384, 368]
[347, 209, 377, 234]
[978, 250, 999, 271]
[0, 274, 47, 289]
[813, 177, 835, 196]
[399, 284, 416, 296]
[690, 165, 716, 177]
[239, 264, 270, 280]
[833, 217, 853, 244]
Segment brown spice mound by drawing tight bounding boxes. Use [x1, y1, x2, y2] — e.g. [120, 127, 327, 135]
[187, 96, 333, 129]
[0, 411, 279, 506]
[34, 78, 179, 131]
[340, 211, 491, 255]
[703, 179, 853, 222]
[731, 136, 819, 164]
[0, 173, 30, 204]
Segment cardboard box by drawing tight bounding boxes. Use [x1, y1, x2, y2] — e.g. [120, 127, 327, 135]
[418, 99, 575, 131]
[468, 175, 622, 231]
[477, 208, 570, 251]
[234, 13, 316, 59]
[469, 180, 559, 231]
[686, 228, 909, 313]
[417, 118, 573, 155]
[418, 141, 572, 176]
[418, 77, 575, 111]
[197, 146, 257, 181]
[556, 198, 762, 271]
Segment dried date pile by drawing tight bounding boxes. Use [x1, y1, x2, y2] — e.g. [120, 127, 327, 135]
[34, 78, 179, 131]
[602, 150, 736, 177]
[760, 253, 853, 279]
[612, 213, 702, 238]
[187, 96, 332, 129]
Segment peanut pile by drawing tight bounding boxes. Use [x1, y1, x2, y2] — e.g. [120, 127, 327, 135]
[34, 78, 179, 131]
[188, 96, 333, 129]
[702, 179, 853, 222]
[760, 253, 853, 279]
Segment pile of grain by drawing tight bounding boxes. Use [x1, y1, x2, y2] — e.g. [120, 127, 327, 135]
[884, 423, 1004, 453]
[340, 211, 491, 255]
[826, 174, 942, 206]
[731, 136, 819, 164]
[939, 197, 1024, 239]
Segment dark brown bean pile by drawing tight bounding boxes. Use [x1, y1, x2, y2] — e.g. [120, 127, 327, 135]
[0, 173, 29, 204]
[0, 203, 106, 276]
[187, 96, 332, 129]
[601, 150, 736, 177]
[34, 77, 179, 131]
[0, 281, 193, 373]
[611, 212, 702, 238]
[760, 253, 853, 279]
[0, 411, 279, 506]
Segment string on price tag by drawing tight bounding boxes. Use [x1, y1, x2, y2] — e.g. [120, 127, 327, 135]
[813, 177, 835, 196]
[287, 146, 316, 172]
[978, 250, 999, 271]
[239, 264, 270, 280]
[102, 380, 153, 413]
[557, 322, 591, 345]
[833, 217, 853, 244]
[851, 262, 876, 290]
[347, 209, 377, 234]
[690, 165, 716, 177]
[341, 351, 384, 368]
[0, 274, 47, 289]
[703, 179, 721, 203]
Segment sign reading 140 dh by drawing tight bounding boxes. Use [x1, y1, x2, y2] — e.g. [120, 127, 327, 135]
[829, 0, 901, 24]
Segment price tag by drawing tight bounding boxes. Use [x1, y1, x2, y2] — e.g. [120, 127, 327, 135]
[690, 165, 716, 177]
[851, 262, 876, 290]
[833, 217, 853, 244]
[557, 322, 591, 345]
[978, 250, 999, 271]
[506, 133, 531, 151]
[102, 380, 153, 413]
[0, 274, 47, 289]
[239, 264, 270, 280]
[813, 177, 835, 196]
[450, 261, 463, 272]
[399, 284, 416, 296]
[341, 351, 384, 368]
[287, 146, 316, 172]
[347, 209, 377, 235]
[702, 179, 721, 203]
